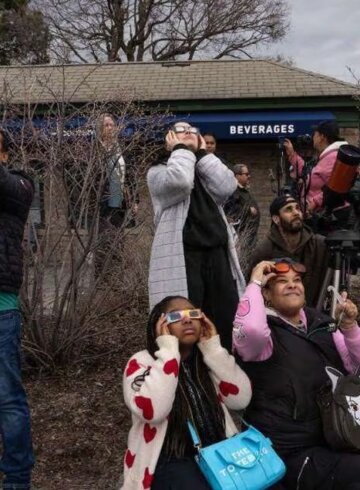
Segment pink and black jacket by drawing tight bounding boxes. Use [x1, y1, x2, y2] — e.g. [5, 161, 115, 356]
[232, 283, 360, 454]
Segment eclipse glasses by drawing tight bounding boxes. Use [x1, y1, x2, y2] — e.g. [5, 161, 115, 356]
[166, 309, 202, 324]
[172, 125, 200, 135]
[273, 261, 306, 274]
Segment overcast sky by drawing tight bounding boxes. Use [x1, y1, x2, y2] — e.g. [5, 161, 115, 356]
[257, 0, 360, 84]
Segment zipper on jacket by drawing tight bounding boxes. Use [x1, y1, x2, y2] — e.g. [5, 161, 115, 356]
[293, 404, 298, 420]
[291, 380, 298, 421]
[296, 456, 310, 490]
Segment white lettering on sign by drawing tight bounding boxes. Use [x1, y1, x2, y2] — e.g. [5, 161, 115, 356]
[229, 124, 296, 136]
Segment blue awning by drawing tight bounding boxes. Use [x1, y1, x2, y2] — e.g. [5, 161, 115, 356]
[173, 110, 336, 139]
[1, 110, 335, 141]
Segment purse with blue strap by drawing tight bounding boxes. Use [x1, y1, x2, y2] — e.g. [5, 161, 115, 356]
[187, 420, 286, 490]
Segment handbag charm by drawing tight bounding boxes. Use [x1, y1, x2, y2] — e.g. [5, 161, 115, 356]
[187, 420, 286, 490]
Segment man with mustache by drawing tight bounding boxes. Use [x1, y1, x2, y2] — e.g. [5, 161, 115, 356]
[250, 195, 329, 307]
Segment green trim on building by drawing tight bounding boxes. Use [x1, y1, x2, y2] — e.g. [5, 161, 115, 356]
[151, 96, 358, 113]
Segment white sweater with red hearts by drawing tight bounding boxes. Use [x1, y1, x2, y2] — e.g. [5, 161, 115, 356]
[121, 334, 252, 490]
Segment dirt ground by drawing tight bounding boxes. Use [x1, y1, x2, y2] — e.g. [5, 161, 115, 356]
[24, 310, 145, 490]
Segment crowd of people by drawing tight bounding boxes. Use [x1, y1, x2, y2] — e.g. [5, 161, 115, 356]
[124, 120, 360, 490]
[0, 116, 359, 490]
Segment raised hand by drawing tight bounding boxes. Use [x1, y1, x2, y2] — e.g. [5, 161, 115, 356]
[250, 261, 277, 288]
[199, 313, 217, 342]
[283, 138, 295, 157]
[198, 134, 207, 151]
[335, 291, 358, 330]
[155, 313, 171, 337]
[165, 130, 181, 151]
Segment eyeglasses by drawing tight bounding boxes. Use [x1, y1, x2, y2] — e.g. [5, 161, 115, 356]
[240, 172, 250, 176]
[172, 125, 199, 135]
[273, 262, 306, 274]
[165, 309, 202, 324]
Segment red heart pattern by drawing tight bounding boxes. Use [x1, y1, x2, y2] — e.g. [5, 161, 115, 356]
[163, 358, 179, 377]
[219, 381, 239, 397]
[217, 393, 224, 404]
[126, 359, 141, 377]
[143, 467, 154, 489]
[125, 449, 135, 468]
[135, 396, 154, 420]
[143, 423, 157, 443]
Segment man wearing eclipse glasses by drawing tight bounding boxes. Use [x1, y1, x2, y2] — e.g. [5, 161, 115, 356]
[147, 122, 246, 351]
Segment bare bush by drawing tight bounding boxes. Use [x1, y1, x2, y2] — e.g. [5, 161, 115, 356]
[0, 79, 164, 370]
[231, 208, 259, 278]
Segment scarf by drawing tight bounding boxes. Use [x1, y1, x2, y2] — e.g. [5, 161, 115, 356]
[181, 355, 224, 447]
[106, 147, 125, 208]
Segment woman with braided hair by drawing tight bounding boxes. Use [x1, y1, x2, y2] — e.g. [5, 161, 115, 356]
[121, 295, 252, 490]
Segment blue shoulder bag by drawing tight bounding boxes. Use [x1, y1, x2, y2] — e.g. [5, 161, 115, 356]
[187, 420, 286, 490]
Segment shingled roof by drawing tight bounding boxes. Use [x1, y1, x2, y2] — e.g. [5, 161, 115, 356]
[0, 59, 356, 104]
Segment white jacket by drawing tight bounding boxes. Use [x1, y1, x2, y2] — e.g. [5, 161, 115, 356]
[147, 148, 246, 309]
[121, 334, 252, 489]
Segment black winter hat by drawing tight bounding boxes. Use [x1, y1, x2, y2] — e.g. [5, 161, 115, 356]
[313, 120, 340, 142]
[269, 195, 297, 216]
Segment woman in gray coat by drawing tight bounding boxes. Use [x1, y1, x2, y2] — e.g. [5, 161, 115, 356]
[147, 122, 245, 350]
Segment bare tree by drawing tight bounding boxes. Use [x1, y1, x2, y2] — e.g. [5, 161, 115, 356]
[0, 70, 165, 370]
[34, 0, 289, 63]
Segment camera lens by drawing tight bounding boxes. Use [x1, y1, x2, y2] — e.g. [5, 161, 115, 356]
[296, 134, 312, 145]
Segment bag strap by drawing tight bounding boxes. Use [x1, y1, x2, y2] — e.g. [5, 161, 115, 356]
[187, 421, 202, 449]
[187, 418, 252, 450]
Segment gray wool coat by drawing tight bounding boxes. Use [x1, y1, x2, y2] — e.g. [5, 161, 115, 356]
[147, 147, 246, 309]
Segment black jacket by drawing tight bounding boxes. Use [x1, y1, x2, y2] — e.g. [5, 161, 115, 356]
[224, 186, 260, 242]
[241, 308, 346, 456]
[250, 224, 329, 307]
[0, 166, 34, 294]
[65, 143, 139, 227]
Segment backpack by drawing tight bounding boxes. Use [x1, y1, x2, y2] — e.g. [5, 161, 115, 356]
[317, 366, 360, 452]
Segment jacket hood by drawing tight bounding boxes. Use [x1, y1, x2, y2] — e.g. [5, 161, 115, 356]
[319, 140, 347, 159]
[267, 222, 314, 252]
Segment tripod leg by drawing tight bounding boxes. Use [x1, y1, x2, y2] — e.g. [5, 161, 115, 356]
[316, 267, 333, 311]
[330, 269, 341, 318]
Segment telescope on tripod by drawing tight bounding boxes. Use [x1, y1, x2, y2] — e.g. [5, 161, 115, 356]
[316, 229, 360, 318]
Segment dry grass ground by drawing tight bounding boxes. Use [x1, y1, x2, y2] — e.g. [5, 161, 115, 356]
[23, 221, 152, 490]
[27, 307, 146, 490]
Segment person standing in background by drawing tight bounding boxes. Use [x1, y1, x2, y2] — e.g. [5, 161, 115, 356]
[93, 113, 140, 275]
[97, 113, 139, 229]
[203, 132, 230, 167]
[0, 128, 35, 489]
[203, 133, 217, 154]
[283, 120, 349, 232]
[147, 122, 245, 351]
[225, 163, 260, 248]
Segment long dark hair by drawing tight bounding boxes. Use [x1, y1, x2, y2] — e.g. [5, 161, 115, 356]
[133, 295, 225, 457]
[0, 128, 10, 153]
